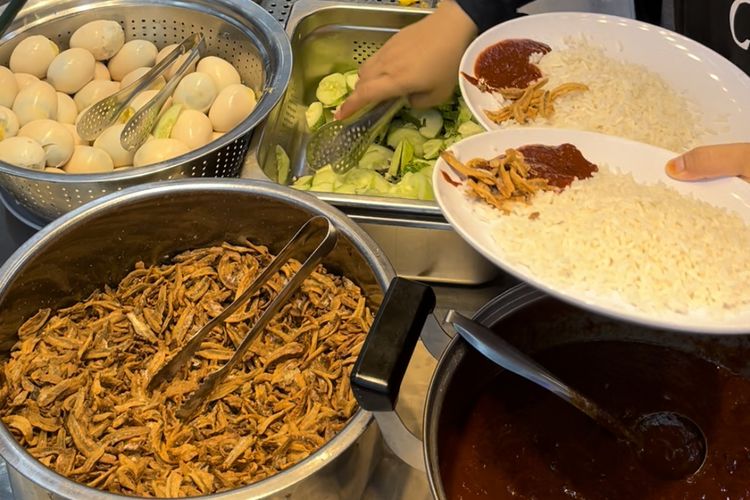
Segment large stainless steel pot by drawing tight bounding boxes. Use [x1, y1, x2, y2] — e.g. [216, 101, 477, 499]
[0, 179, 418, 499]
[353, 284, 750, 499]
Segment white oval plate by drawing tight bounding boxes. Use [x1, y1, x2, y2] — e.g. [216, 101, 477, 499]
[433, 128, 750, 334]
[458, 12, 750, 147]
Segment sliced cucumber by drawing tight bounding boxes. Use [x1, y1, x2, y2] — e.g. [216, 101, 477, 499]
[344, 70, 359, 91]
[275, 145, 291, 184]
[305, 101, 325, 131]
[458, 121, 485, 138]
[310, 165, 337, 192]
[292, 174, 313, 190]
[422, 138, 444, 160]
[388, 139, 414, 179]
[358, 144, 393, 171]
[386, 126, 426, 157]
[152, 104, 183, 139]
[409, 108, 444, 138]
[316, 73, 348, 108]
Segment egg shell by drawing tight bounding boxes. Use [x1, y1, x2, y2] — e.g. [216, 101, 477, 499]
[172, 72, 217, 113]
[18, 119, 75, 167]
[133, 138, 189, 167]
[47, 48, 96, 94]
[65, 145, 114, 173]
[0, 106, 19, 140]
[14, 73, 39, 90]
[196, 56, 241, 93]
[108, 40, 157, 82]
[0, 136, 46, 169]
[13, 81, 58, 126]
[63, 124, 88, 146]
[170, 109, 212, 150]
[155, 44, 197, 81]
[208, 84, 256, 132]
[56, 93, 78, 124]
[0, 67, 19, 108]
[69, 20, 125, 61]
[94, 124, 134, 167]
[10, 36, 60, 78]
[120, 67, 165, 90]
[94, 62, 111, 81]
[74, 80, 120, 111]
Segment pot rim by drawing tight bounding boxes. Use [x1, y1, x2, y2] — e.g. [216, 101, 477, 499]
[0, 178, 396, 499]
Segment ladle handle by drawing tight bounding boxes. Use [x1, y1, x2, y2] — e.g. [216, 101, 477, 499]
[447, 310, 637, 442]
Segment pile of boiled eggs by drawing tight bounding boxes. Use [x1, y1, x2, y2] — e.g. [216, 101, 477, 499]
[0, 20, 258, 174]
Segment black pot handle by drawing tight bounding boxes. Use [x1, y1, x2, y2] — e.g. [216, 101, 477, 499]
[351, 277, 436, 412]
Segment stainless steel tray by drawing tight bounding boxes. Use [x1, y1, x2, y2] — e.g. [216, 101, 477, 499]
[245, 0, 498, 284]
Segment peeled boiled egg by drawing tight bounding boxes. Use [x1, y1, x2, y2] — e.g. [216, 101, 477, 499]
[56, 93, 78, 124]
[211, 131, 224, 141]
[94, 124, 134, 167]
[208, 84, 256, 132]
[10, 36, 60, 78]
[172, 72, 217, 113]
[47, 48, 96, 94]
[108, 40, 157, 82]
[69, 20, 125, 61]
[155, 44, 197, 81]
[94, 62, 111, 80]
[44, 167, 65, 174]
[18, 119, 75, 167]
[196, 56, 241, 93]
[14, 73, 39, 90]
[170, 109, 212, 149]
[0, 106, 19, 140]
[120, 67, 164, 90]
[0, 136, 46, 170]
[65, 145, 114, 173]
[74, 80, 120, 111]
[0, 67, 19, 108]
[63, 123, 87, 146]
[13, 81, 58, 126]
[133, 138, 189, 167]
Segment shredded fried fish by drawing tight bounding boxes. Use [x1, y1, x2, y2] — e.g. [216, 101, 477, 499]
[441, 148, 554, 213]
[484, 78, 589, 125]
[0, 242, 373, 497]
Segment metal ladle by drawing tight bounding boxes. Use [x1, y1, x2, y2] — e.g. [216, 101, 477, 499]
[447, 310, 707, 480]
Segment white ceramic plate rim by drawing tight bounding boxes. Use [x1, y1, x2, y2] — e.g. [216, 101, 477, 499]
[433, 127, 750, 335]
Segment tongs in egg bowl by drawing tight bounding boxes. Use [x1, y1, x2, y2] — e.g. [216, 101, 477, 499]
[76, 33, 206, 151]
[147, 216, 338, 420]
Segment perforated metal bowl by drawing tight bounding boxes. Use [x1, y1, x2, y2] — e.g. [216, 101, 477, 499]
[0, 0, 292, 224]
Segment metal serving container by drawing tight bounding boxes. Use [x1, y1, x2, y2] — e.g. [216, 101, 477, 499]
[247, 0, 498, 285]
[0, 180, 395, 499]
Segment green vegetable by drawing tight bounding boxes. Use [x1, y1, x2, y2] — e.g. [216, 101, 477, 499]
[392, 170, 434, 200]
[305, 101, 325, 131]
[386, 126, 426, 157]
[402, 158, 431, 175]
[358, 144, 393, 171]
[344, 70, 359, 91]
[457, 97, 473, 124]
[409, 109, 444, 138]
[388, 140, 414, 179]
[275, 145, 291, 184]
[422, 138, 444, 160]
[152, 104, 183, 139]
[292, 175, 313, 190]
[310, 165, 338, 192]
[458, 121, 485, 138]
[316, 73, 348, 107]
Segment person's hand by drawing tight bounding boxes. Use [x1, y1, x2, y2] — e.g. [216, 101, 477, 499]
[665, 143, 750, 181]
[336, 1, 477, 120]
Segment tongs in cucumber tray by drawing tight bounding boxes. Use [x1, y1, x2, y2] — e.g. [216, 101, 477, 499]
[76, 33, 205, 152]
[147, 216, 338, 420]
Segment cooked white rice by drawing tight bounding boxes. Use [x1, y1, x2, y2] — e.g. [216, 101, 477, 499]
[498, 38, 709, 152]
[487, 167, 750, 317]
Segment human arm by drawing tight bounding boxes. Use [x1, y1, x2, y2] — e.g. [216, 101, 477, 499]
[665, 143, 750, 181]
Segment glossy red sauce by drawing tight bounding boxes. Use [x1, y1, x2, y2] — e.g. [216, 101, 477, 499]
[464, 39, 551, 91]
[518, 143, 598, 189]
[439, 341, 750, 500]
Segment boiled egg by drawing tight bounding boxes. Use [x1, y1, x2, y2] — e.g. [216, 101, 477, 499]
[65, 145, 114, 173]
[44, 167, 65, 174]
[18, 119, 75, 167]
[0, 136, 46, 170]
[172, 72, 217, 112]
[56, 93, 78, 124]
[47, 48, 96, 94]
[196, 56, 241, 93]
[108, 40, 157, 82]
[13, 81, 58, 126]
[155, 44, 196, 81]
[94, 62, 111, 80]
[120, 67, 164, 90]
[133, 138, 189, 167]
[74, 80, 120, 111]
[14, 73, 39, 90]
[94, 124, 134, 167]
[0, 106, 19, 140]
[0, 67, 19, 108]
[211, 131, 224, 141]
[69, 20, 125, 61]
[208, 84, 256, 132]
[63, 123, 88, 146]
[170, 109, 212, 149]
[9, 36, 60, 78]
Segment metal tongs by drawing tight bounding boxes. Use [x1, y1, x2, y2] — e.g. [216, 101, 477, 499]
[76, 33, 206, 151]
[148, 216, 338, 420]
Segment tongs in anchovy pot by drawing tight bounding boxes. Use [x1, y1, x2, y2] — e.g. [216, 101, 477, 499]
[148, 216, 338, 420]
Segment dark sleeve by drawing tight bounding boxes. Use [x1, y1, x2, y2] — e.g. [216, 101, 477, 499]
[454, 0, 530, 33]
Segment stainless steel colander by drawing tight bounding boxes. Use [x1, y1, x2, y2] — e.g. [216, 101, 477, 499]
[0, 0, 292, 224]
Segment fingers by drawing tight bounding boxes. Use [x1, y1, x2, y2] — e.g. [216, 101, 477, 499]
[336, 76, 404, 120]
[666, 144, 750, 181]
